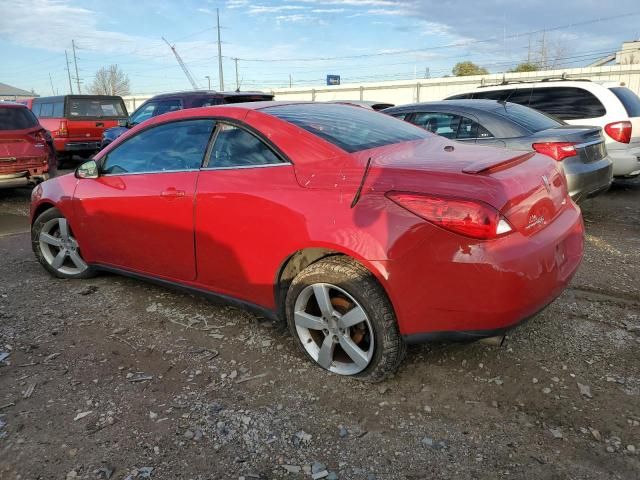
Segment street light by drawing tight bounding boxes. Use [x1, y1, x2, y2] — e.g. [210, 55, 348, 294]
[205, 76, 211, 90]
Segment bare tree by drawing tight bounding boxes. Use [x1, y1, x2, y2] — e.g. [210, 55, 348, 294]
[89, 65, 130, 96]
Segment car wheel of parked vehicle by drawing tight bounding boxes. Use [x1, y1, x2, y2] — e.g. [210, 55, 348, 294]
[285, 256, 406, 382]
[31, 208, 95, 279]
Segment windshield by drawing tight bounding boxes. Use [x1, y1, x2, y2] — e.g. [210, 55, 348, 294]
[0, 107, 39, 130]
[265, 103, 429, 153]
[490, 102, 562, 132]
[67, 97, 127, 118]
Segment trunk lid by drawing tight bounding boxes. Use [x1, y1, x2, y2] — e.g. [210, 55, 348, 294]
[0, 126, 49, 174]
[355, 136, 569, 236]
[531, 125, 606, 164]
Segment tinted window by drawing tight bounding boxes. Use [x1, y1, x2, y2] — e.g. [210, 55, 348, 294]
[208, 124, 283, 168]
[155, 99, 182, 116]
[410, 112, 460, 139]
[40, 103, 53, 117]
[102, 120, 214, 174]
[528, 87, 606, 120]
[266, 104, 428, 153]
[609, 87, 640, 117]
[472, 89, 514, 101]
[457, 116, 493, 139]
[52, 101, 64, 117]
[490, 102, 561, 132]
[192, 97, 223, 107]
[67, 97, 126, 118]
[387, 112, 407, 120]
[130, 102, 157, 125]
[0, 107, 39, 130]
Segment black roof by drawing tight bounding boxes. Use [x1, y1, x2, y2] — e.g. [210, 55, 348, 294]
[33, 94, 126, 102]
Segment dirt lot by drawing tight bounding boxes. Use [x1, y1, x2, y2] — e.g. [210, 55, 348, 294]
[0, 177, 639, 480]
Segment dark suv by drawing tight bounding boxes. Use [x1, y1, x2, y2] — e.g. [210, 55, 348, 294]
[101, 90, 274, 148]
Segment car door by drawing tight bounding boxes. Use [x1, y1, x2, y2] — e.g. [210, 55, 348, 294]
[194, 122, 300, 308]
[73, 119, 215, 281]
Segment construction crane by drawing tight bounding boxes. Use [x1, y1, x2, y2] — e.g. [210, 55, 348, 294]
[161, 36, 199, 90]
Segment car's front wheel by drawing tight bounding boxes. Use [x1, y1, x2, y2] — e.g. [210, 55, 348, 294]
[32, 207, 94, 279]
[285, 256, 406, 382]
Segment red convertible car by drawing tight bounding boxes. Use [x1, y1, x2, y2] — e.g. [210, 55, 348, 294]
[30, 102, 584, 381]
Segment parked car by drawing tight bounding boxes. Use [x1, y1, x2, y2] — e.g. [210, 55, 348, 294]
[384, 100, 613, 202]
[101, 90, 274, 148]
[30, 102, 584, 381]
[332, 100, 395, 110]
[445, 79, 640, 178]
[23, 95, 128, 165]
[0, 102, 55, 189]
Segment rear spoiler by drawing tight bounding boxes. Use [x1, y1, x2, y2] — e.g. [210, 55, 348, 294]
[462, 152, 535, 174]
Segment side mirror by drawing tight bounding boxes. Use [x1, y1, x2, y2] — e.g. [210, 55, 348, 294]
[75, 160, 99, 179]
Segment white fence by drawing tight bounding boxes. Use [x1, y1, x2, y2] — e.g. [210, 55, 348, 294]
[121, 64, 640, 113]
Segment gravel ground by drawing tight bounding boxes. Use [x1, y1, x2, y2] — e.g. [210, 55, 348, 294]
[0, 178, 639, 480]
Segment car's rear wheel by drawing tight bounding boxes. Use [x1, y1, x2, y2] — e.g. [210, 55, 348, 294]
[32, 208, 94, 279]
[285, 256, 406, 382]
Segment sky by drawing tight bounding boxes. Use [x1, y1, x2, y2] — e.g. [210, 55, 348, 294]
[1, 0, 639, 97]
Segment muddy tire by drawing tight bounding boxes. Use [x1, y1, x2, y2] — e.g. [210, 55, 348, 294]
[31, 207, 95, 279]
[285, 256, 406, 382]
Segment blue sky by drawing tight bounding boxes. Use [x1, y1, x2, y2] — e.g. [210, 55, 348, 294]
[1, 0, 639, 96]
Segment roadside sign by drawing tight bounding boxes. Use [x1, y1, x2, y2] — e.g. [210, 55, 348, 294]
[326, 75, 341, 86]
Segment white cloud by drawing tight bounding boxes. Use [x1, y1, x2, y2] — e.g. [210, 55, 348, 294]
[311, 8, 346, 12]
[248, 4, 308, 14]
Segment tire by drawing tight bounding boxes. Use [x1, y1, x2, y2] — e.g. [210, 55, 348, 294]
[31, 207, 95, 279]
[285, 256, 406, 382]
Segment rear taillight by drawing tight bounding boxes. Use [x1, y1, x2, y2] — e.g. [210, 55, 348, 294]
[532, 142, 577, 162]
[604, 121, 632, 143]
[386, 192, 513, 240]
[58, 120, 68, 138]
[29, 129, 47, 146]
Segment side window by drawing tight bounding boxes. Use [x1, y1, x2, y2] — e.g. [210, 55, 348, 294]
[52, 102, 64, 117]
[130, 102, 157, 125]
[389, 112, 407, 121]
[193, 97, 223, 107]
[410, 112, 460, 139]
[208, 124, 284, 168]
[456, 116, 493, 139]
[40, 103, 53, 118]
[155, 99, 182, 116]
[472, 89, 512, 101]
[102, 120, 214, 175]
[528, 87, 606, 120]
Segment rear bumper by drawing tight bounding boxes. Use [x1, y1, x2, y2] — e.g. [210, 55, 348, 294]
[608, 145, 640, 177]
[563, 156, 613, 203]
[54, 139, 101, 154]
[376, 203, 584, 340]
[0, 171, 50, 188]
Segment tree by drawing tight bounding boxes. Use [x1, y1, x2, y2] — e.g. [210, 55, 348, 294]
[452, 61, 489, 77]
[510, 62, 539, 73]
[89, 65, 131, 96]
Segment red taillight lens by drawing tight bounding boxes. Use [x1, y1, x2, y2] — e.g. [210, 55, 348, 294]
[386, 192, 513, 240]
[58, 120, 68, 138]
[532, 142, 577, 162]
[604, 121, 632, 143]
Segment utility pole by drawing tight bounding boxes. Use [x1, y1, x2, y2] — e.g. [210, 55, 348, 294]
[205, 75, 211, 90]
[48, 73, 55, 95]
[233, 58, 239, 90]
[216, 8, 224, 91]
[72, 40, 81, 94]
[289, 74, 292, 88]
[527, 34, 532, 64]
[538, 30, 547, 70]
[65, 50, 74, 94]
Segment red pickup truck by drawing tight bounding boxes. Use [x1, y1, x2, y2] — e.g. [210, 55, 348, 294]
[23, 95, 128, 165]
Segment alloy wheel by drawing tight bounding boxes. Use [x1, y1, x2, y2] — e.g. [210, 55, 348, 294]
[293, 283, 374, 375]
[38, 217, 88, 276]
